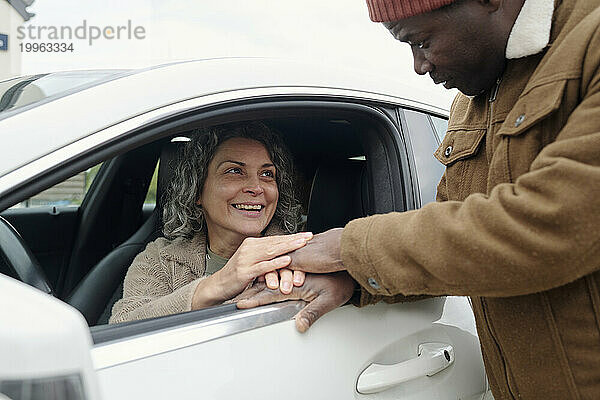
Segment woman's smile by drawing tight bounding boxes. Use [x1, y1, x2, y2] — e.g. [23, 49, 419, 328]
[231, 202, 265, 218]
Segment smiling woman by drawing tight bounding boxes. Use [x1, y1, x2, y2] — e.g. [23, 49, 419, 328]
[109, 122, 308, 324]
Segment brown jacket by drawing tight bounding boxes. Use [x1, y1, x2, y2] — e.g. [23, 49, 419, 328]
[341, 1, 600, 399]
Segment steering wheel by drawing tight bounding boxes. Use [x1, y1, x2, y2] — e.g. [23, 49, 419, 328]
[0, 216, 54, 296]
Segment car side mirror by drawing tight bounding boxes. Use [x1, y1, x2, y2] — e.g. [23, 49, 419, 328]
[0, 275, 101, 400]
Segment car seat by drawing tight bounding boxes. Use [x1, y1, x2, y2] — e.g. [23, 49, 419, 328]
[306, 158, 370, 233]
[66, 140, 181, 325]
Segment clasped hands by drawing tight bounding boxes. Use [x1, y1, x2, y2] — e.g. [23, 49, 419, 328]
[234, 228, 357, 332]
[192, 228, 356, 332]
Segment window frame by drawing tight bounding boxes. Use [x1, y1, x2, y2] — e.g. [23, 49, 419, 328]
[400, 109, 446, 206]
[91, 301, 304, 368]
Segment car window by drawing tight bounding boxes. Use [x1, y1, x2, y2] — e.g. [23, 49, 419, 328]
[403, 110, 445, 205]
[430, 115, 449, 142]
[12, 163, 102, 209]
[0, 70, 129, 118]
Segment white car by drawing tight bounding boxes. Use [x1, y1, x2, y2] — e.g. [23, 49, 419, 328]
[0, 59, 490, 400]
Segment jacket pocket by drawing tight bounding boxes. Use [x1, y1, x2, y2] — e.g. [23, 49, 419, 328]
[434, 129, 487, 200]
[434, 129, 486, 166]
[496, 79, 566, 137]
[493, 79, 567, 183]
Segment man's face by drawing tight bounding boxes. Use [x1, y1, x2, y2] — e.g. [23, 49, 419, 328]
[384, 1, 509, 96]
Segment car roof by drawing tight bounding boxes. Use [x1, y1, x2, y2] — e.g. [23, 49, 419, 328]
[0, 58, 449, 178]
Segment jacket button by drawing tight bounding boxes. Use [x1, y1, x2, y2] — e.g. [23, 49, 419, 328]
[515, 114, 525, 127]
[367, 277, 380, 290]
[444, 146, 453, 157]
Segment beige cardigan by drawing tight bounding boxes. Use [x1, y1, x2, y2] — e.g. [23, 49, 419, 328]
[110, 224, 284, 324]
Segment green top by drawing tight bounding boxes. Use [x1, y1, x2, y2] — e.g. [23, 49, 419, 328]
[205, 246, 229, 275]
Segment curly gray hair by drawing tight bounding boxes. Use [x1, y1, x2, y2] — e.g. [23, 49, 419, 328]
[163, 121, 301, 239]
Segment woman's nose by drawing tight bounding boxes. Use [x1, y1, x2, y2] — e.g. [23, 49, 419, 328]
[242, 177, 264, 196]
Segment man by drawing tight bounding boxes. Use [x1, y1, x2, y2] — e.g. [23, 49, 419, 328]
[238, 0, 600, 398]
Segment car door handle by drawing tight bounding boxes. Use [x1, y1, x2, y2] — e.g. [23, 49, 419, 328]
[356, 342, 455, 394]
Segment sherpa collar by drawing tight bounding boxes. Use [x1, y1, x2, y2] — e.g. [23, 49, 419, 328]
[506, 0, 555, 59]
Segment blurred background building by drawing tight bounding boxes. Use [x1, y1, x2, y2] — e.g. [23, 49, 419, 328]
[0, 0, 35, 80]
[24, 170, 90, 208]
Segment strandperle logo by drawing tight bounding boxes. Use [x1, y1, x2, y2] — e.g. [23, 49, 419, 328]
[17, 20, 146, 45]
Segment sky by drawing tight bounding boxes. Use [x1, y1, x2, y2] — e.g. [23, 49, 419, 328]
[20, 0, 457, 107]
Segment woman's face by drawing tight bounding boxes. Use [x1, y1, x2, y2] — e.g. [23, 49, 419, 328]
[198, 137, 279, 246]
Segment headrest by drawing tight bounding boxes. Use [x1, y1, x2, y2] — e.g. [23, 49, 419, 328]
[306, 159, 370, 233]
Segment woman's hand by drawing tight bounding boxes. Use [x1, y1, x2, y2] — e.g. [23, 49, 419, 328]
[235, 272, 356, 332]
[257, 228, 343, 295]
[191, 232, 313, 309]
[261, 269, 306, 294]
[261, 227, 344, 295]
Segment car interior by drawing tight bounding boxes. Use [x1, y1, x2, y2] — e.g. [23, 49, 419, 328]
[0, 101, 411, 336]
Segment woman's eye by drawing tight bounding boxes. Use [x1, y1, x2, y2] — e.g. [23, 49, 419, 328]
[226, 167, 243, 174]
[261, 170, 275, 178]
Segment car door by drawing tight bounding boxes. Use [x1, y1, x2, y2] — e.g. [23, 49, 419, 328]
[91, 298, 485, 400]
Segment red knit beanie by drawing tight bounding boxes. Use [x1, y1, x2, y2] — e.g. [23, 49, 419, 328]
[365, 0, 457, 22]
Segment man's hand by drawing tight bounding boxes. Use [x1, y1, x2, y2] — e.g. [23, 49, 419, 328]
[286, 228, 345, 274]
[235, 271, 356, 332]
[261, 227, 345, 294]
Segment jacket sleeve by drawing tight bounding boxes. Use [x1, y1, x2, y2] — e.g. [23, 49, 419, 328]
[109, 240, 204, 324]
[351, 167, 451, 305]
[342, 70, 600, 299]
